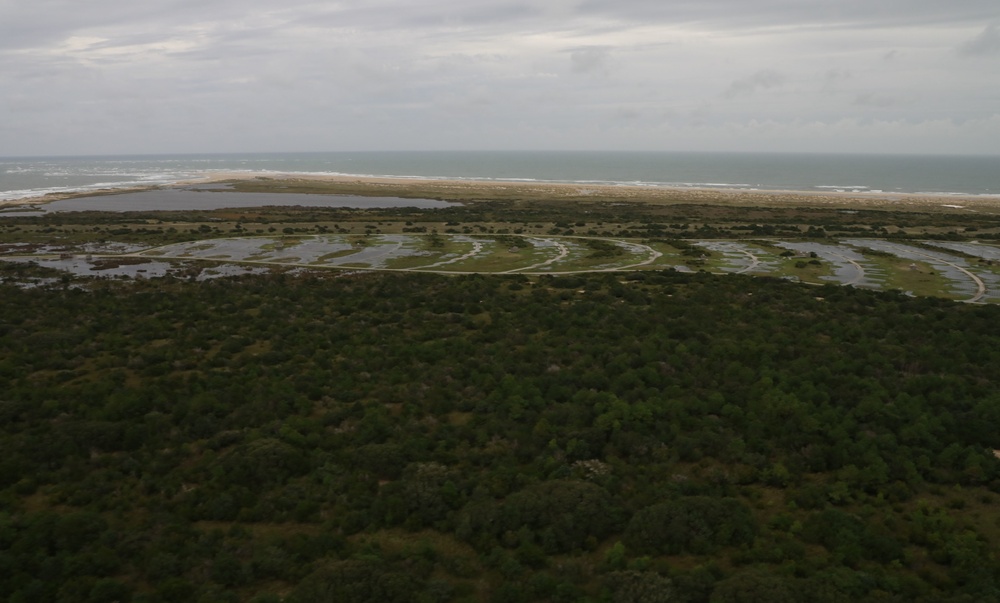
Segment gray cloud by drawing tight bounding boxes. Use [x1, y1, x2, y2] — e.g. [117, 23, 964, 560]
[854, 93, 901, 108]
[570, 47, 611, 74]
[573, 0, 998, 29]
[823, 69, 852, 84]
[614, 107, 641, 120]
[723, 70, 786, 99]
[960, 23, 1000, 56]
[1, 0, 999, 155]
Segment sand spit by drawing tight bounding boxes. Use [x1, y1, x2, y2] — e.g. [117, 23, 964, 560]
[4, 172, 1000, 212]
[171, 172, 1000, 211]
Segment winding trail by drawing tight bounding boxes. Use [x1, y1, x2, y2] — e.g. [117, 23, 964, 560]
[605, 241, 663, 271]
[735, 249, 760, 273]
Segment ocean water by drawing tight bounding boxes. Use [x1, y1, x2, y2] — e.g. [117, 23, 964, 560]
[1, 151, 998, 203]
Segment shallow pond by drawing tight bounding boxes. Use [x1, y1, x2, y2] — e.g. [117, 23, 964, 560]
[776, 241, 874, 287]
[7, 257, 176, 279]
[845, 240, 981, 298]
[2, 187, 458, 214]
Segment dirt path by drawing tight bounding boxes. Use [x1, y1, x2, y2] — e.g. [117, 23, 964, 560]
[612, 242, 663, 271]
[735, 249, 760, 274]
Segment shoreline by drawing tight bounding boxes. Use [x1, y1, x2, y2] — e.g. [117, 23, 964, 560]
[185, 172, 1000, 211]
[4, 171, 1000, 212]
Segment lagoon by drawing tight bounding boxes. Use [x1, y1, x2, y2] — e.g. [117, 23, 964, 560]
[0, 186, 455, 215]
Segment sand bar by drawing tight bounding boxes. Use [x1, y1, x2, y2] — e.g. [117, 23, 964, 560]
[4, 171, 1000, 212]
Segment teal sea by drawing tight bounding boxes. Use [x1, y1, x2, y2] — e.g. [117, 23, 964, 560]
[1, 151, 998, 203]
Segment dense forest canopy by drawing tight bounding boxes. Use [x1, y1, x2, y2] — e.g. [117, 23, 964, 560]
[3, 262, 1000, 602]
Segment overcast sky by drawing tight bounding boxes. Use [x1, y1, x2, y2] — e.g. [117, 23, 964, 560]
[2, 0, 999, 156]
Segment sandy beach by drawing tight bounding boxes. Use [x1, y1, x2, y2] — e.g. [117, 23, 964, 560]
[198, 171, 1000, 212]
[4, 171, 999, 213]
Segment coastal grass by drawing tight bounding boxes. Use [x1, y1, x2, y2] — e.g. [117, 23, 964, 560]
[863, 256, 964, 299]
[316, 249, 361, 263]
[698, 251, 750, 274]
[382, 253, 445, 270]
[431, 239, 510, 272]
[641, 242, 687, 266]
[380, 236, 471, 269]
[765, 256, 839, 284]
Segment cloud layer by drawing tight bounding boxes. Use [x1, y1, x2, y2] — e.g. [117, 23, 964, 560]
[1, 0, 998, 155]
